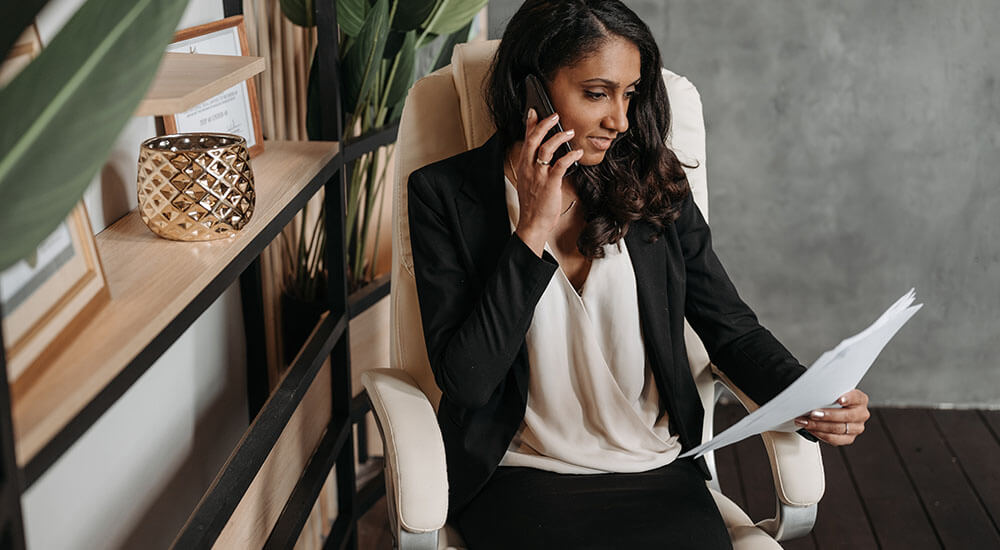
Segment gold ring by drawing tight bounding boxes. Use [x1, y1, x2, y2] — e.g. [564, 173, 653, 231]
[536, 157, 551, 166]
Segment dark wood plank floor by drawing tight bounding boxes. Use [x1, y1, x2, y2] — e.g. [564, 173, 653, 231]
[358, 406, 1000, 549]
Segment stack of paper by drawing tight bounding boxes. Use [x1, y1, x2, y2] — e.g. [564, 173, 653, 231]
[680, 288, 923, 459]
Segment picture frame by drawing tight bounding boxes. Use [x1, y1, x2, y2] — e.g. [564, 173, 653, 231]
[162, 15, 265, 157]
[1, 24, 110, 386]
[1, 205, 109, 386]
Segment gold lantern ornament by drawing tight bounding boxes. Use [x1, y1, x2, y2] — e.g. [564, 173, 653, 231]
[137, 133, 255, 241]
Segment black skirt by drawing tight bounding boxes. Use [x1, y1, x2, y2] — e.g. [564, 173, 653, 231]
[455, 457, 733, 550]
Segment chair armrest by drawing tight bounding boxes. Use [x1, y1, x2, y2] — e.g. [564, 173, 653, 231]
[712, 366, 825, 540]
[362, 368, 448, 535]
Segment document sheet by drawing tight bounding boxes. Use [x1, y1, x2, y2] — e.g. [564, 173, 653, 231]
[680, 289, 923, 459]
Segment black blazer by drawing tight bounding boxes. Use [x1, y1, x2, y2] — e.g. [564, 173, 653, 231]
[407, 132, 809, 517]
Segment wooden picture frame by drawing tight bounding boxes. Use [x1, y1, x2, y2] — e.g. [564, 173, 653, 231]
[162, 15, 264, 157]
[1, 204, 109, 386]
[1, 25, 110, 386]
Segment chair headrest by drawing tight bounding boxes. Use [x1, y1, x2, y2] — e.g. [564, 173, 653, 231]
[451, 39, 502, 150]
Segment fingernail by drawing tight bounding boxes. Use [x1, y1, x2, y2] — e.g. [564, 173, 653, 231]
[527, 108, 536, 121]
[839, 396, 848, 405]
[551, 113, 559, 121]
[566, 129, 575, 136]
[811, 410, 825, 419]
[795, 419, 808, 427]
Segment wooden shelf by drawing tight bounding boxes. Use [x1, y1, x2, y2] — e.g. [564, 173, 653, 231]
[135, 53, 265, 117]
[11, 140, 339, 468]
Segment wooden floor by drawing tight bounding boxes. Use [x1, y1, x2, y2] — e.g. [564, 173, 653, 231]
[358, 406, 1000, 549]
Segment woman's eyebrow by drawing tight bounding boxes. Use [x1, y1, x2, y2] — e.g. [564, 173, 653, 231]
[579, 77, 641, 88]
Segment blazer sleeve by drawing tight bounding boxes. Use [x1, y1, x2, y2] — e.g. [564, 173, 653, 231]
[407, 169, 559, 409]
[675, 192, 809, 407]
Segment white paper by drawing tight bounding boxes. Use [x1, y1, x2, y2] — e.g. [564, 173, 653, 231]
[680, 289, 923, 459]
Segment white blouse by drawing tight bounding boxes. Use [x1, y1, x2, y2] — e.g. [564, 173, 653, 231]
[499, 176, 682, 474]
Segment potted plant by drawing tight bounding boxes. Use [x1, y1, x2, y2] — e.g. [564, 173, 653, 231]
[277, 0, 487, 364]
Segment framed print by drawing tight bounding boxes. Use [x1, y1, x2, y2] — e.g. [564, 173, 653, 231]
[163, 15, 265, 156]
[0, 23, 110, 385]
[1, 204, 109, 385]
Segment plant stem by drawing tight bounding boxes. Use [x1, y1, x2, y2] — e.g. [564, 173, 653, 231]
[295, 203, 309, 292]
[303, 202, 324, 287]
[416, 0, 449, 47]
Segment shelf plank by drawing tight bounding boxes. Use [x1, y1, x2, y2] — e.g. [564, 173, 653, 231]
[135, 53, 265, 117]
[12, 140, 339, 469]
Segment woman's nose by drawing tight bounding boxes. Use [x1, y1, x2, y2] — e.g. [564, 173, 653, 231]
[604, 98, 629, 134]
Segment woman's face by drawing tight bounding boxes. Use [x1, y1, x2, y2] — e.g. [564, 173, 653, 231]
[546, 35, 642, 166]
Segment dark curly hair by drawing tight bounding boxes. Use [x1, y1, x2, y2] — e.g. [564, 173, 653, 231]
[486, 0, 695, 258]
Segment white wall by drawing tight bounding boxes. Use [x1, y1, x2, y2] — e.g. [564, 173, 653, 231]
[22, 1, 252, 548]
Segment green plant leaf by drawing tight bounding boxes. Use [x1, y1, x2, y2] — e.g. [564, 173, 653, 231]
[340, 0, 389, 123]
[432, 19, 472, 72]
[391, 0, 436, 32]
[280, 0, 315, 27]
[336, 0, 368, 37]
[1, 0, 50, 60]
[422, 0, 486, 36]
[387, 95, 405, 123]
[416, 30, 443, 50]
[383, 30, 416, 110]
[383, 29, 405, 61]
[0, 0, 188, 271]
[305, 51, 323, 140]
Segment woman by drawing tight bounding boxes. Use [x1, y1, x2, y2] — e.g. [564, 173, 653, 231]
[406, 1, 871, 548]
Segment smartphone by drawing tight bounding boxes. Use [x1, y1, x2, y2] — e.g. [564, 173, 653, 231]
[524, 74, 578, 175]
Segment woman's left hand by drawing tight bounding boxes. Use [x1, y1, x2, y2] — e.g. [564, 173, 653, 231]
[794, 389, 870, 445]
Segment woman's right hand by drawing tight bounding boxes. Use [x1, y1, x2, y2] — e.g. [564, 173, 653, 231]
[513, 108, 584, 256]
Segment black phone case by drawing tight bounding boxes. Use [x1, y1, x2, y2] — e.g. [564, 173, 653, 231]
[524, 74, 578, 174]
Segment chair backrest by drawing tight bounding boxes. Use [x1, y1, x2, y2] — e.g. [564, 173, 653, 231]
[391, 40, 717, 444]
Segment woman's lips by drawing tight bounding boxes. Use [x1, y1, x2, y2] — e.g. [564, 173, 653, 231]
[588, 136, 613, 151]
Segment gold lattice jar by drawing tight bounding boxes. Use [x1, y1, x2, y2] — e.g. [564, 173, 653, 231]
[137, 133, 255, 241]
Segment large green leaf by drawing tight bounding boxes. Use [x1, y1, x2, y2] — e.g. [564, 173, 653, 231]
[422, 0, 487, 36]
[340, 0, 389, 118]
[383, 29, 405, 61]
[0, 0, 189, 271]
[306, 51, 323, 140]
[391, 0, 436, 32]
[416, 31, 440, 49]
[387, 94, 405, 124]
[280, 0, 314, 27]
[336, 0, 368, 37]
[383, 30, 416, 110]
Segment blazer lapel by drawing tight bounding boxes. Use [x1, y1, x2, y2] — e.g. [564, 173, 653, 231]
[452, 132, 511, 282]
[451, 132, 532, 402]
[626, 220, 678, 400]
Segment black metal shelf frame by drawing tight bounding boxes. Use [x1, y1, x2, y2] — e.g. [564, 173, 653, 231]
[0, 2, 399, 549]
[20, 149, 342, 490]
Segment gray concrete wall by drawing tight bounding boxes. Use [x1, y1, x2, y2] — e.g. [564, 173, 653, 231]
[490, 1, 1000, 407]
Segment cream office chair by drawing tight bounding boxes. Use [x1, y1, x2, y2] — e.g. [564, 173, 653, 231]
[361, 39, 825, 550]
